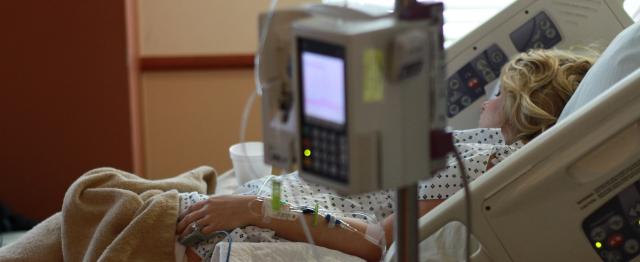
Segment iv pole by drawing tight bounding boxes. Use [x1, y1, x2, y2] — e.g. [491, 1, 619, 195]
[396, 185, 419, 261]
[393, 1, 431, 261]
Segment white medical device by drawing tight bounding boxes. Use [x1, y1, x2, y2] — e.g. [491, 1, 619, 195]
[259, 2, 447, 195]
[258, 3, 446, 260]
[258, 5, 390, 174]
[445, 0, 633, 129]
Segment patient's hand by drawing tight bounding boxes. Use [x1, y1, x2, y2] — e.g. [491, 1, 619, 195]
[176, 195, 259, 237]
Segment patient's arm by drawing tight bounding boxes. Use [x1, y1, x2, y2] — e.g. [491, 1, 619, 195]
[382, 199, 445, 248]
[177, 195, 384, 262]
[251, 203, 383, 262]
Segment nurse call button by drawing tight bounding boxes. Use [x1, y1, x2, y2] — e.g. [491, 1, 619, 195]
[625, 239, 639, 254]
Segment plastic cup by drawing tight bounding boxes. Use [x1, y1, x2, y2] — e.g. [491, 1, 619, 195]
[229, 141, 272, 185]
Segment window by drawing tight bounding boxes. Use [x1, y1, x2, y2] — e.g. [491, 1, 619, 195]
[625, 0, 640, 21]
[323, 0, 514, 47]
[323, 0, 640, 46]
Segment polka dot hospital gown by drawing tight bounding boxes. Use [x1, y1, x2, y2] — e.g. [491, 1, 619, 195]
[178, 128, 523, 259]
[421, 128, 524, 200]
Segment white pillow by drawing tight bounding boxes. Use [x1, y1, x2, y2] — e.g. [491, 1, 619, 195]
[558, 22, 640, 121]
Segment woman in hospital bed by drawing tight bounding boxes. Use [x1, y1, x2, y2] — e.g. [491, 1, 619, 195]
[175, 48, 597, 262]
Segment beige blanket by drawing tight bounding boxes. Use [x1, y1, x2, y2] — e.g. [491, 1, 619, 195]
[0, 166, 216, 262]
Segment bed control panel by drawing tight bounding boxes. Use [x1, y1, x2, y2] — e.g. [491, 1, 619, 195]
[447, 10, 564, 120]
[583, 179, 640, 262]
[447, 44, 508, 117]
[510, 11, 562, 52]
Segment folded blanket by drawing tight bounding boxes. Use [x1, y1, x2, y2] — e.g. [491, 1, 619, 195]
[0, 166, 216, 262]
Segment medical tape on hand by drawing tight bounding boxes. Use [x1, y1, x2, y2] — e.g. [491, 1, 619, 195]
[262, 198, 298, 221]
[313, 203, 319, 226]
[325, 214, 336, 229]
[271, 179, 282, 211]
[364, 223, 385, 245]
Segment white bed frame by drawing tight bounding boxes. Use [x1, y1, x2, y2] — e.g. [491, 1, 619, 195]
[413, 67, 640, 261]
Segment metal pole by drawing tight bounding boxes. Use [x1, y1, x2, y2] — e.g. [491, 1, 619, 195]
[395, 184, 418, 262]
[394, 0, 416, 14]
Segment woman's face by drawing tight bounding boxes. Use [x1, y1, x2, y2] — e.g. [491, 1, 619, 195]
[479, 90, 506, 128]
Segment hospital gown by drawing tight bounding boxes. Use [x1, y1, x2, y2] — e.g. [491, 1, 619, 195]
[178, 128, 523, 259]
[421, 128, 524, 200]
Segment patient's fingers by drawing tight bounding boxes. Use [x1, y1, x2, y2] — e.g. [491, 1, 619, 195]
[177, 208, 206, 234]
[185, 199, 208, 215]
[176, 199, 208, 233]
[179, 217, 209, 239]
[201, 224, 216, 236]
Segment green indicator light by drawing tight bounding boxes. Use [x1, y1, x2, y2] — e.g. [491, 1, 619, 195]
[304, 149, 312, 157]
[595, 242, 603, 249]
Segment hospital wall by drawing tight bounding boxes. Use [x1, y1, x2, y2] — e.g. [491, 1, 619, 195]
[138, 0, 317, 179]
[0, 1, 137, 220]
[140, 69, 262, 179]
[0, 0, 315, 222]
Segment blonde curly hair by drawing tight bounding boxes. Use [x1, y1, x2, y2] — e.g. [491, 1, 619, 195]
[500, 49, 597, 143]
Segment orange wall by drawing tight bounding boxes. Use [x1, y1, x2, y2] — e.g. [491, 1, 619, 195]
[0, 1, 136, 220]
[138, 0, 317, 56]
[141, 69, 262, 179]
[136, 0, 315, 178]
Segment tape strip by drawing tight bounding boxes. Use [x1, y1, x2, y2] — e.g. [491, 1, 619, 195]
[364, 223, 385, 245]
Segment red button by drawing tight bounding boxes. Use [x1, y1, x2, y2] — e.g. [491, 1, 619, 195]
[467, 78, 479, 89]
[608, 233, 625, 248]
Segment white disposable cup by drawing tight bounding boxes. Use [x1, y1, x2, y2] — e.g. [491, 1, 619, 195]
[229, 141, 272, 185]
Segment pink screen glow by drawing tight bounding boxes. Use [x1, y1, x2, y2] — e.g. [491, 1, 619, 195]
[302, 52, 345, 125]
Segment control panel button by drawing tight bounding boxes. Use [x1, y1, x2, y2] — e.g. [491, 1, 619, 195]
[448, 104, 460, 116]
[609, 215, 625, 231]
[461, 96, 472, 106]
[467, 78, 480, 89]
[449, 78, 460, 90]
[625, 239, 639, 254]
[591, 227, 606, 242]
[608, 233, 625, 249]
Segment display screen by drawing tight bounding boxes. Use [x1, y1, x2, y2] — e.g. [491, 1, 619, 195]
[297, 38, 349, 183]
[300, 43, 346, 126]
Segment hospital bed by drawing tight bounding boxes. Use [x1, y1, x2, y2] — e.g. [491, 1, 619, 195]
[411, 21, 640, 261]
